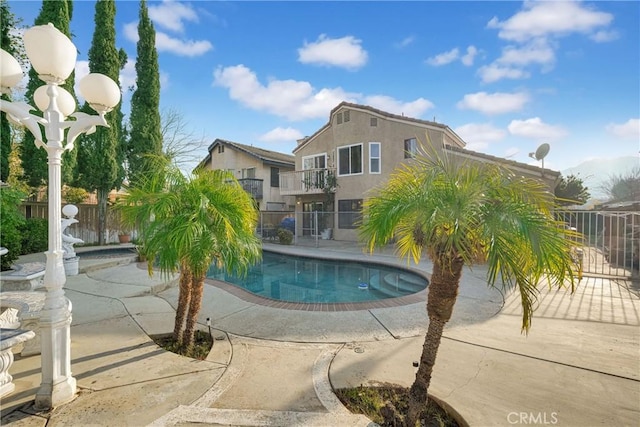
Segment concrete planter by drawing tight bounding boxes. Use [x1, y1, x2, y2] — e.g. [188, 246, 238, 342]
[63, 257, 79, 276]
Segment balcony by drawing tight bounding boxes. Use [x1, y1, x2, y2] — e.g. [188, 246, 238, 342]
[238, 178, 263, 199]
[279, 168, 336, 196]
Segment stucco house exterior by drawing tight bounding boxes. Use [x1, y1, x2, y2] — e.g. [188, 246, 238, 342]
[198, 138, 296, 211]
[280, 102, 560, 241]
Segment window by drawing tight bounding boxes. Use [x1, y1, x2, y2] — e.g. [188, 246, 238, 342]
[242, 168, 256, 179]
[344, 110, 350, 122]
[302, 154, 326, 170]
[338, 199, 363, 229]
[369, 142, 381, 174]
[302, 154, 327, 190]
[217, 145, 224, 153]
[370, 117, 377, 127]
[270, 167, 280, 187]
[338, 143, 363, 176]
[336, 112, 343, 124]
[404, 138, 417, 159]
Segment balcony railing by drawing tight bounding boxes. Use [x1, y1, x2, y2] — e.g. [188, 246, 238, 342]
[279, 168, 336, 196]
[238, 178, 263, 199]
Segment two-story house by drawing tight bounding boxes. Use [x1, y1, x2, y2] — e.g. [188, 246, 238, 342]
[280, 102, 560, 241]
[198, 138, 296, 211]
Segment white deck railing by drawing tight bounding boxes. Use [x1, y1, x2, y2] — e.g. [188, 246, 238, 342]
[279, 168, 336, 196]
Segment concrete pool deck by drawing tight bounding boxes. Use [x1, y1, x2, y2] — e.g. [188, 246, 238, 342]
[1, 241, 639, 426]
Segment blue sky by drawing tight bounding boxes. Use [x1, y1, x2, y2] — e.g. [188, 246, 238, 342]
[8, 0, 640, 174]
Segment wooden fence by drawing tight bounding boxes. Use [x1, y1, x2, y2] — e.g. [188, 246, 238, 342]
[20, 202, 124, 245]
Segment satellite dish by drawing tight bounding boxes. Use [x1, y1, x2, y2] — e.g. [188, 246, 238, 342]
[528, 143, 550, 170]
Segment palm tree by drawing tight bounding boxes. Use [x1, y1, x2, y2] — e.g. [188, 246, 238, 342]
[118, 159, 261, 353]
[359, 145, 578, 426]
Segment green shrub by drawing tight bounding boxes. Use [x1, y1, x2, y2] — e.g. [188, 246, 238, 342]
[277, 228, 293, 245]
[63, 186, 89, 204]
[0, 186, 26, 270]
[20, 218, 48, 255]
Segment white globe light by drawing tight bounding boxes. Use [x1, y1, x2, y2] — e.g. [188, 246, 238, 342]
[78, 73, 121, 113]
[23, 23, 77, 84]
[62, 204, 79, 218]
[0, 49, 23, 91]
[34, 85, 76, 117]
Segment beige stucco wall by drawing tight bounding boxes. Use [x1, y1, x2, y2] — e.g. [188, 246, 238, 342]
[292, 105, 557, 242]
[206, 145, 295, 210]
[294, 106, 456, 240]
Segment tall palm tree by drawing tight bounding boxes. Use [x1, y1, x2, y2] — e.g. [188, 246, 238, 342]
[359, 145, 578, 426]
[118, 159, 261, 352]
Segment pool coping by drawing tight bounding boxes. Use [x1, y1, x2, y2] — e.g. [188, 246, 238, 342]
[206, 277, 427, 311]
[204, 247, 431, 311]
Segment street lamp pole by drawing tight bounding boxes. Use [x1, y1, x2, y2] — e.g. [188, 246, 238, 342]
[0, 23, 120, 410]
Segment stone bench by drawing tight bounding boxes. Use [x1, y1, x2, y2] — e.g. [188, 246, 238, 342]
[0, 291, 45, 356]
[0, 328, 35, 397]
[0, 262, 46, 291]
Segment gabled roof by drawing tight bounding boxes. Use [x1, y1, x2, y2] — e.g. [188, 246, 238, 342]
[198, 138, 295, 169]
[294, 101, 465, 154]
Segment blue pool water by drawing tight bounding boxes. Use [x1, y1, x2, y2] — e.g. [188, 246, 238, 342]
[206, 250, 428, 304]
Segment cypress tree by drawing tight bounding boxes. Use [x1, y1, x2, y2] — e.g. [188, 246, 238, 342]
[20, 0, 77, 190]
[0, 0, 20, 183]
[75, 0, 125, 245]
[127, 0, 163, 187]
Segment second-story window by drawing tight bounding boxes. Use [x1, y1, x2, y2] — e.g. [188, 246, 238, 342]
[218, 145, 224, 153]
[270, 167, 280, 187]
[336, 112, 343, 125]
[302, 154, 326, 170]
[338, 143, 363, 176]
[369, 142, 381, 174]
[404, 138, 417, 159]
[242, 168, 256, 179]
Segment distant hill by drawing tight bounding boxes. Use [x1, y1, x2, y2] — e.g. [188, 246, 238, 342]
[562, 156, 639, 199]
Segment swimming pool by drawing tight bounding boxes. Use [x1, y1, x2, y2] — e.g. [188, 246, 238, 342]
[206, 250, 428, 304]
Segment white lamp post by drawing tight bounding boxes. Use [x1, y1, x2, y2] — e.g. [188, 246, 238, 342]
[0, 23, 120, 410]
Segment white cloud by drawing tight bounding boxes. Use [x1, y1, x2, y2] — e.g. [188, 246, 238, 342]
[160, 71, 170, 91]
[590, 30, 619, 43]
[426, 48, 459, 66]
[457, 91, 530, 115]
[213, 64, 432, 121]
[298, 34, 368, 70]
[213, 64, 358, 120]
[364, 95, 434, 118]
[120, 59, 137, 91]
[487, 1, 614, 43]
[428, 45, 478, 67]
[259, 127, 304, 142]
[461, 46, 478, 66]
[507, 117, 567, 140]
[498, 40, 555, 67]
[477, 64, 530, 83]
[148, 0, 199, 33]
[156, 31, 213, 57]
[395, 36, 415, 49]
[123, 5, 213, 57]
[124, 22, 138, 43]
[454, 123, 506, 150]
[606, 118, 640, 140]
